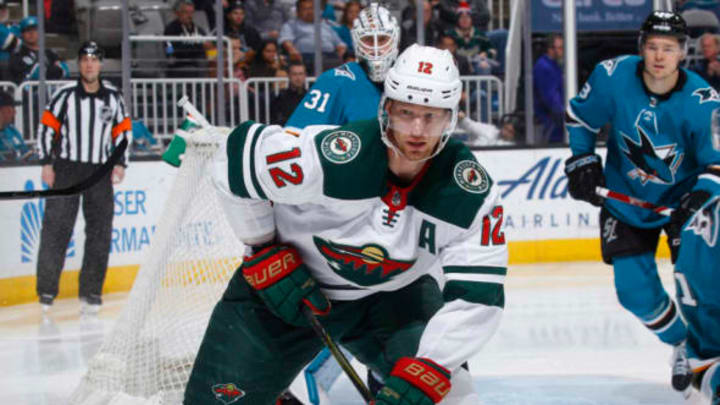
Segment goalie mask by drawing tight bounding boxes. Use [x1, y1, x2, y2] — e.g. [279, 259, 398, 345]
[379, 44, 462, 161]
[351, 3, 400, 83]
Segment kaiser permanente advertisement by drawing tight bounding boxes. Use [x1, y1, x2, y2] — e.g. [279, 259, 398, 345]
[1, 148, 646, 305]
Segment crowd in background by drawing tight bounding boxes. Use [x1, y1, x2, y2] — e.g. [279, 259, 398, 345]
[8, 0, 720, 161]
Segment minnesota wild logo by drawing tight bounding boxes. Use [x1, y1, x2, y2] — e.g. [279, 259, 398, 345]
[211, 383, 245, 404]
[453, 160, 489, 194]
[320, 131, 361, 164]
[313, 236, 416, 285]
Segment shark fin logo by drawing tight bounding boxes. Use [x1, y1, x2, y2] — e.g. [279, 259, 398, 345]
[620, 109, 683, 185]
[693, 87, 720, 104]
[20, 180, 74, 262]
[313, 236, 416, 286]
[334, 64, 356, 81]
[600, 56, 629, 76]
[685, 196, 720, 247]
[211, 383, 245, 404]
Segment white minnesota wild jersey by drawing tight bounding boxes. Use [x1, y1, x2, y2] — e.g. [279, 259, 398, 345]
[217, 118, 507, 298]
[214, 118, 507, 368]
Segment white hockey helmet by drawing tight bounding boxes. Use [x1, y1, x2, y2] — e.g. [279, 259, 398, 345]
[379, 44, 462, 160]
[351, 3, 400, 82]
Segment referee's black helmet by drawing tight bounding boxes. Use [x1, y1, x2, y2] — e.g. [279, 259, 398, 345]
[78, 41, 104, 61]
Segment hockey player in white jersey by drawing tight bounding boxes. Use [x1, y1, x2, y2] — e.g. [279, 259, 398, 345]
[183, 44, 507, 404]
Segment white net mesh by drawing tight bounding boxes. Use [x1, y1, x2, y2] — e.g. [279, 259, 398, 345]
[69, 138, 245, 405]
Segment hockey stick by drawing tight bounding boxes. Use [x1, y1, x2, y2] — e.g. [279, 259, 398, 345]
[595, 186, 674, 216]
[0, 138, 128, 201]
[302, 307, 375, 404]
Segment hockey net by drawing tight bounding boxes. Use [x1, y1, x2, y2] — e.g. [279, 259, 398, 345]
[69, 136, 245, 405]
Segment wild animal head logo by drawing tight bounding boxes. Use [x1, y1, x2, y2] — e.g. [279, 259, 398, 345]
[211, 383, 245, 404]
[313, 236, 415, 286]
[620, 109, 683, 185]
[685, 196, 720, 247]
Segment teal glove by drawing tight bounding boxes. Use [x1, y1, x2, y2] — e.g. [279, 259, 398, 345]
[242, 244, 330, 326]
[372, 358, 452, 405]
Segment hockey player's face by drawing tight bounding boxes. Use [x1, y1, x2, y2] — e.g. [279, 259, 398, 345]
[386, 100, 449, 161]
[642, 36, 684, 79]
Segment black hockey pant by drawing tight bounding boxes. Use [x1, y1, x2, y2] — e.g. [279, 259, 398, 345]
[36, 160, 114, 305]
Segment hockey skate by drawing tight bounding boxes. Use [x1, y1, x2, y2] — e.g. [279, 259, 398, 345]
[671, 341, 693, 391]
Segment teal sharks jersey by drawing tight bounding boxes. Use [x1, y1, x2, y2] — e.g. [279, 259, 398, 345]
[675, 194, 720, 368]
[213, 119, 507, 370]
[285, 62, 381, 131]
[567, 55, 720, 228]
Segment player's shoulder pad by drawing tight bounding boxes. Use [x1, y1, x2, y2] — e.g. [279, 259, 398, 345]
[314, 62, 361, 88]
[683, 70, 720, 106]
[313, 119, 388, 200]
[414, 138, 495, 229]
[593, 54, 638, 79]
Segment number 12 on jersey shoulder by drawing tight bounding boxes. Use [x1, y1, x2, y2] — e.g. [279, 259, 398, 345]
[266, 147, 304, 188]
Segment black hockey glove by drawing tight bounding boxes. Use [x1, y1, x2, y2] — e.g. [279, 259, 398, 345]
[564, 153, 605, 207]
[666, 189, 712, 262]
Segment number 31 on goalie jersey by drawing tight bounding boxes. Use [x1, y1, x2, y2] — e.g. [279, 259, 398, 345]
[265, 147, 304, 188]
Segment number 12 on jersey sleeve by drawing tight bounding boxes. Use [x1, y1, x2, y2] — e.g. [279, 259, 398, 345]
[266, 147, 304, 188]
[481, 206, 505, 246]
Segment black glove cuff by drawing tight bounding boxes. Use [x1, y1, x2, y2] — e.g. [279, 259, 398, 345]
[565, 153, 601, 174]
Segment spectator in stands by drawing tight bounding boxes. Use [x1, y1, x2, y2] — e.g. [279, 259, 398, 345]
[271, 61, 307, 125]
[248, 39, 287, 78]
[164, 0, 212, 78]
[448, 1, 497, 74]
[225, 1, 262, 54]
[0, 0, 21, 81]
[46, 0, 78, 35]
[9, 16, 69, 84]
[244, 0, 291, 42]
[193, 0, 228, 30]
[400, 0, 444, 50]
[455, 110, 520, 146]
[0, 90, 32, 161]
[333, 0, 361, 49]
[437, 33, 472, 75]
[437, 0, 490, 32]
[279, 0, 347, 73]
[533, 33, 564, 144]
[691, 32, 720, 90]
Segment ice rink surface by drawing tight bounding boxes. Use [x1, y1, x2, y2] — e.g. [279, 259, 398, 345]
[0, 260, 705, 404]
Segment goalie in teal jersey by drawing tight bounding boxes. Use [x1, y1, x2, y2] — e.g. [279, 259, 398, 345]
[184, 44, 507, 405]
[283, 2, 400, 132]
[564, 10, 720, 393]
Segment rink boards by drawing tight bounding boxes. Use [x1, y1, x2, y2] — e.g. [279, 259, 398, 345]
[0, 147, 670, 305]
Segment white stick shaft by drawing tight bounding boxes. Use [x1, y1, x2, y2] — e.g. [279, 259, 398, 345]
[177, 96, 213, 129]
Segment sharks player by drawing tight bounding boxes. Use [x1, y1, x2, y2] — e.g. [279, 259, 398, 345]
[283, 2, 400, 132]
[184, 44, 506, 405]
[564, 10, 720, 392]
[674, 185, 720, 405]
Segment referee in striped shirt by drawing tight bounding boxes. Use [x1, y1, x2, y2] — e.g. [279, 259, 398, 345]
[35, 41, 132, 315]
